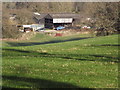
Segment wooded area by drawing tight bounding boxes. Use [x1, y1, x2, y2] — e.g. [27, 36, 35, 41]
[2, 2, 120, 38]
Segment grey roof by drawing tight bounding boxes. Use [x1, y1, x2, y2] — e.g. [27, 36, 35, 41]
[34, 13, 81, 20]
[34, 14, 48, 20]
[50, 13, 81, 18]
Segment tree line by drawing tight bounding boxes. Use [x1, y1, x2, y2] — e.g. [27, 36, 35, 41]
[2, 2, 120, 38]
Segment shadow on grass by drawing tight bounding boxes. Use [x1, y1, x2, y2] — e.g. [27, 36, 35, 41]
[2, 75, 94, 89]
[7, 37, 91, 47]
[90, 54, 119, 59]
[2, 48, 31, 53]
[3, 48, 119, 63]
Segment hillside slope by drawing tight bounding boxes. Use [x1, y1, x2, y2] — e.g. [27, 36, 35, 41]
[2, 34, 119, 88]
[2, 2, 119, 38]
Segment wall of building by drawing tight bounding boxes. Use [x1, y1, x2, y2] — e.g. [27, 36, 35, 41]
[44, 18, 53, 29]
[53, 18, 73, 23]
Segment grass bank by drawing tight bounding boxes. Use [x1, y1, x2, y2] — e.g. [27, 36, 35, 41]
[2, 33, 119, 89]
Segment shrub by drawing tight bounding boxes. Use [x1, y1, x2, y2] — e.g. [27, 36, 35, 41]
[2, 25, 22, 39]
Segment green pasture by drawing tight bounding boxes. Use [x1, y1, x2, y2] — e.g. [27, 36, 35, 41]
[2, 33, 119, 89]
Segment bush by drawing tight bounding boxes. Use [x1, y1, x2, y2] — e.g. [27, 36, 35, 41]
[2, 25, 22, 39]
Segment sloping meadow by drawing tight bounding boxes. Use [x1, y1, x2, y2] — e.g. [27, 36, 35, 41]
[2, 34, 119, 88]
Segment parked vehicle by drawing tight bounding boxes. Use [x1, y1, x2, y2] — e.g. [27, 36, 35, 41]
[35, 28, 45, 32]
[64, 26, 81, 30]
[55, 26, 65, 30]
[82, 26, 91, 29]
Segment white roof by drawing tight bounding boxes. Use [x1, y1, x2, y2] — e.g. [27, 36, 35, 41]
[34, 12, 41, 15]
[23, 25, 31, 28]
[53, 18, 73, 23]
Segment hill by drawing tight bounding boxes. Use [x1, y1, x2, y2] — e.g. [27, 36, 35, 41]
[2, 2, 119, 39]
[2, 2, 85, 38]
[2, 34, 119, 88]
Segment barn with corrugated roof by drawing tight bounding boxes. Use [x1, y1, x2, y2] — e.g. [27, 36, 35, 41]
[33, 13, 81, 29]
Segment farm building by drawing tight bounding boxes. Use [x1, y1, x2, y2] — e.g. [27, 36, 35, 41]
[34, 14, 53, 29]
[17, 24, 44, 32]
[33, 13, 81, 29]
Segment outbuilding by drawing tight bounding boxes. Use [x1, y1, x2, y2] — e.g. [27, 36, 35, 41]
[33, 13, 81, 29]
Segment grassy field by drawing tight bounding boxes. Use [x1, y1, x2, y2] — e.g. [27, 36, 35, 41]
[2, 33, 119, 89]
